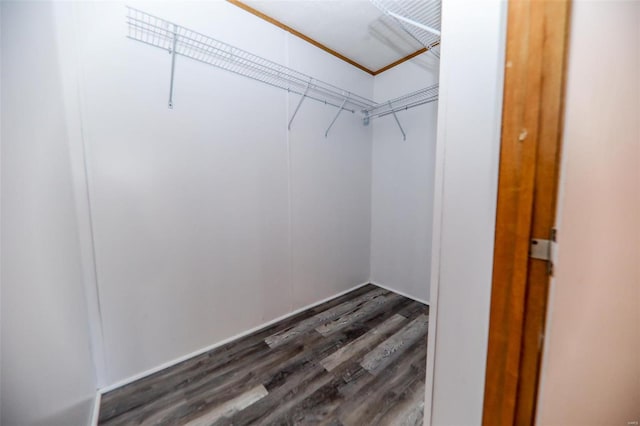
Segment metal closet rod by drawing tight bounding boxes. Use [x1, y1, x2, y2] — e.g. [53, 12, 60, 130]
[126, 6, 439, 138]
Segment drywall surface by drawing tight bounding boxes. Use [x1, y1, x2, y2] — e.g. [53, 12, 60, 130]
[426, 1, 506, 425]
[0, 2, 96, 425]
[69, 1, 373, 385]
[536, 2, 640, 424]
[287, 36, 373, 308]
[370, 57, 438, 302]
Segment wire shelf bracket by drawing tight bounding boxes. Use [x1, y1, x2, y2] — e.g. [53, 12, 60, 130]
[325, 97, 350, 138]
[167, 23, 178, 109]
[288, 81, 311, 130]
[388, 101, 406, 141]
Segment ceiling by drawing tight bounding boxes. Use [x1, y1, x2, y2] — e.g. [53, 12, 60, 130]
[234, 0, 427, 74]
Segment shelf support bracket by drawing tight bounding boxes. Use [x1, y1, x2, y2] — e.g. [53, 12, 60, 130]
[168, 24, 178, 109]
[325, 97, 349, 138]
[389, 101, 406, 141]
[363, 111, 370, 126]
[288, 82, 311, 130]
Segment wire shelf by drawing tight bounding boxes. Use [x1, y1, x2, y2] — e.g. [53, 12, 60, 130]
[126, 6, 376, 112]
[369, 0, 441, 51]
[126, 6, 439, 138]
[363, 84, 439, 120]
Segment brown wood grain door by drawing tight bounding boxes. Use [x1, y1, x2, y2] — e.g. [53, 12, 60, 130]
[482, 1, 571, 425]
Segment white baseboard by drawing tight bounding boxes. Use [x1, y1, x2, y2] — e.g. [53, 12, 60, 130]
[370, 281, 430, 305]
[99, 281, 371, 394]
[89, 391, 101, 426]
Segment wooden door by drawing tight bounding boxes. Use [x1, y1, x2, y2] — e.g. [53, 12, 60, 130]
[482, 1, 571, 425]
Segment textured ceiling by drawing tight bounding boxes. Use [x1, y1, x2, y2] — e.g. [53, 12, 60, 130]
[240, 0, 424, 72]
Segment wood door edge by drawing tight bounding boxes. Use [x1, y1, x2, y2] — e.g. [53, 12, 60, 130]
[482, 1, 572, 425]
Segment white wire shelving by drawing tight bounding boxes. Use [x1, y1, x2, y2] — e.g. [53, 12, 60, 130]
[364, 85, 439, 120]
[363, 85, 439, 140]
[369, 0, 441, 53]
[126, 6, 439, 139]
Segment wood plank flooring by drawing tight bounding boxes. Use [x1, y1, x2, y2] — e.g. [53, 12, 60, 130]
[98, 284, 429, 426]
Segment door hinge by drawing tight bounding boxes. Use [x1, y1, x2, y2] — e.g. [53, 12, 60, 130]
[530, 228, 557, 276]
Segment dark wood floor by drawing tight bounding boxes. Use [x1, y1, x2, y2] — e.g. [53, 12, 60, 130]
[99, 284, 429, 425]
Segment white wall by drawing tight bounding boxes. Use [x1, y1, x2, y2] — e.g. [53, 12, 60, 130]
[287, 36, 373, 308]
[0, 2, 97, 425]
[536, 2, 640, 424]
[425, 1, 506, 425]
[67, 1, 373, 386]
[370, 56, 439, 302]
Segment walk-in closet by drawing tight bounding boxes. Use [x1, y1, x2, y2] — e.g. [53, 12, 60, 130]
[2, 0, 509, 425]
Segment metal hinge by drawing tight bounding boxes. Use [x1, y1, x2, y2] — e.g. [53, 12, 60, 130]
[530, 229, 557, 276]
